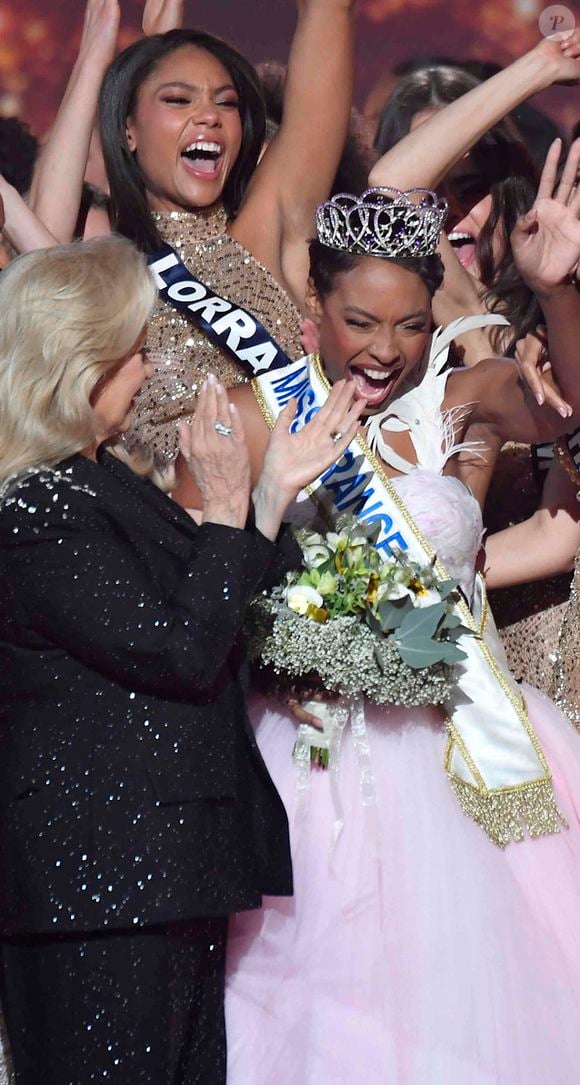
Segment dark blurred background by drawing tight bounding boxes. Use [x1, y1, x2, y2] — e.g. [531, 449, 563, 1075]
[0, 0, 577, 137]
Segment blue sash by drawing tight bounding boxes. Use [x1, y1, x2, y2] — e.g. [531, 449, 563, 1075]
[148, 244, 294, 376]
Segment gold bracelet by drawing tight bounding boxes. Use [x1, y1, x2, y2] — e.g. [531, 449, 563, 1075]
[555, 438, 580, 501]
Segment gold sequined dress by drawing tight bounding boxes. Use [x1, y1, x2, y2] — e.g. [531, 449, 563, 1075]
[550, 550, 580, 726]
[486, 443, 571, 693]
[129, 205, 303, 463]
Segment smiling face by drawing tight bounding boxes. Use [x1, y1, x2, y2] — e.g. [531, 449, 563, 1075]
[447, 193, 509, 279]
[307, 257, 431, 415]
[125, 45, 243, 212]
[91, 329, 153, 449]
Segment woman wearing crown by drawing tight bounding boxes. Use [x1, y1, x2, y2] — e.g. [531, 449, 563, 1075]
[176, 151, 580, 1081]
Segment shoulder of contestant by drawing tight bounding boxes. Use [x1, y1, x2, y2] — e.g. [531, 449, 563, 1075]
[444, 357, 520, 429]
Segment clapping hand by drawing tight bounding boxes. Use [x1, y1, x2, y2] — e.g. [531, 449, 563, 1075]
[511, 138, 580, 299]
[142, 0, 184, 34]
[178, 375, 251, 529]
[253, 379, 366, 540]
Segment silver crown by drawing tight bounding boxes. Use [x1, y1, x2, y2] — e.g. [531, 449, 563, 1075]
[316, 187, 448, 259]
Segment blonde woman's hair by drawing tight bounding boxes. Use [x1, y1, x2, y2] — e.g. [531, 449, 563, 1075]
[0, 235, 158, 484]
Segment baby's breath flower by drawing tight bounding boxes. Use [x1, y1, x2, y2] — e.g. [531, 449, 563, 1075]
[248, 601, 453, 707]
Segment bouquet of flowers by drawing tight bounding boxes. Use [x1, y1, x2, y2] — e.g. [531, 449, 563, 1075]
[249, 517, 473, 709]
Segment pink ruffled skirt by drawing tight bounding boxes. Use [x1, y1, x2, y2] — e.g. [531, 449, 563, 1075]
[226, 687, 580, 1084]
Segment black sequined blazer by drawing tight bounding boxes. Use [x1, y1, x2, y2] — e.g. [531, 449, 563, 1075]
[0, 452, 295, 935]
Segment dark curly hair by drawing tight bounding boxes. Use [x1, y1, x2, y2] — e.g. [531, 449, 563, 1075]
[309, 239, 444, 300]
[99, 30, 265, 253]
[0, 117, 38, 195]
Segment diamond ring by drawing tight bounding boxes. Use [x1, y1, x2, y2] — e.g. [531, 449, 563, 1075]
[331, 431, 343, 443]
[213, 421, 233, 437]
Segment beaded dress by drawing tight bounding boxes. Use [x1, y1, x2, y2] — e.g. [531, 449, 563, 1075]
[225, 340, 580, 1085]
[551, 551, 580, 727]
[127, 205, 303, 464]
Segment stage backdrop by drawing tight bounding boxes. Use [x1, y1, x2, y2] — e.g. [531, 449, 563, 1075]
[0, 0, 577, 136]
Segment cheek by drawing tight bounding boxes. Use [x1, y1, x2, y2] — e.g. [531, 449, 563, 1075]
[130, 104, 175, 158]
[402, 334, 429, 371]
[319, 321, 360, 379]
[226, 114, 243, 160]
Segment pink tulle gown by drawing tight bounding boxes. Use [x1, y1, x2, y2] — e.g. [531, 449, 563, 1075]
[225, 472, 580, 1085]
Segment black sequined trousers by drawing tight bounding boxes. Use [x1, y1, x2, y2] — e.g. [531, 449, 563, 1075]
[0, 917, 227, 1084]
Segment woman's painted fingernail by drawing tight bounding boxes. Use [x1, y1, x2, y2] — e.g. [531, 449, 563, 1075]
[536, 393, 544, 405]
[215, 380, 223, 393]
[207, 372, 216, 385]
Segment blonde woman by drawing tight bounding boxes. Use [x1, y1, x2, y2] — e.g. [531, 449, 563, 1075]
[0, 235, 362, 1084]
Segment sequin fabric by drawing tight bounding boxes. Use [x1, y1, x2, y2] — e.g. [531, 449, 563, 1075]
[551, 550, 580, 727]
[0, 454, 293, 936]
[129, 205, 303, 463]
[0, 918, 227, 1084]
[485, 442, 572, 691]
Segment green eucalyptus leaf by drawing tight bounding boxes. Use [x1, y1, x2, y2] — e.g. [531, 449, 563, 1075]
[397, 602, 446, 642]
[435, 641, 468, 664]
[395, 637, 452, 669]
[365, 609, 382, 634]
[442, 613, 463, 629]
[378, 596, 413, 631]
[437, 579, 461, 598]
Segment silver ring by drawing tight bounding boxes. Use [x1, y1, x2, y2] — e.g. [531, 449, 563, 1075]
[213, 421, 233, 437]
[331, 431, 343, 443]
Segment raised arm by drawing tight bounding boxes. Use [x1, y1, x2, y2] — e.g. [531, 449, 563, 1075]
[142, 0, 184, 35]
[28, 0, 120, 243]
[0, 176, 57, 253]
[485, 459, 580, 588]
[368, 33, 580, 192]
[510, 138, 580, 413]
[234, 0, 357, 301]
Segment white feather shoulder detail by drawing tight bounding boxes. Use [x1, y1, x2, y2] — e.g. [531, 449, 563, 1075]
[365, 315, 509, 476]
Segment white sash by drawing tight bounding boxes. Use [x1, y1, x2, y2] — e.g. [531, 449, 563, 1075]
[253, 354, 566, 847]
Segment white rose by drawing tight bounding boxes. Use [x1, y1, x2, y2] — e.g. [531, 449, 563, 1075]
[286, 584, 324, 615]
[414, 588, 442, 609]
[325, 532, 342, 552]
[302, 543, 331, 568]
[383, 582, 413, 601]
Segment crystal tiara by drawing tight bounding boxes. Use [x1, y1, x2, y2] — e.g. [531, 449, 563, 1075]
[315, 187, 448, 259]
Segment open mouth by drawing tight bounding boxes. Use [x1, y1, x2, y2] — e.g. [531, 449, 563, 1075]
[180, 140, 224, 178]
[349, 364, 403, 407]
[447, 231, 477, 270]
